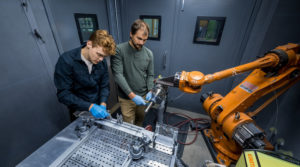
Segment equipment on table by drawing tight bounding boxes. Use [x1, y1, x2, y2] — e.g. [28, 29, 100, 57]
[145, 83, 168, 113]
[18, 112, 180, 167]
[144, 83, 169, 125]
[153, 43, 300, 166]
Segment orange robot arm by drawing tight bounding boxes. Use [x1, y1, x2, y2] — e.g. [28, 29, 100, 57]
[157, 43, 300, 166]
[178, 43, 299, 93]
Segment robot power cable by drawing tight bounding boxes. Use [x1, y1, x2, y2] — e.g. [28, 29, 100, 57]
[165, 112, 210, 145]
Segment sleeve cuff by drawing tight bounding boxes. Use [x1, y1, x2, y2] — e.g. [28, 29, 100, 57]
[123, 88, 132, 96]
[83, 102, 92, 111]
[100, 96, 108, 104]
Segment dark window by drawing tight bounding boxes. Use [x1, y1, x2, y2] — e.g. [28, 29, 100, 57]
[140, 15, 161, 41]
[74, 13, 99, 44]
[193, 16, 226, 45]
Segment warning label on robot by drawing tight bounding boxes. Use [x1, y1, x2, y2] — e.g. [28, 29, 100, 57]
[240, 81, 258, 93]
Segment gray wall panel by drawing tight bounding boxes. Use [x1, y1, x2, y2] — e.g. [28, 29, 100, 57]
[276, 84, 300, 159]
[259, 0, 300, 52]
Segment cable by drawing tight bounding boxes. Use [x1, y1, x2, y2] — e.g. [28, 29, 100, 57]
[164, 112, 210, 145]
[169, 92, 186, 103]
[273, 89, 279, 128]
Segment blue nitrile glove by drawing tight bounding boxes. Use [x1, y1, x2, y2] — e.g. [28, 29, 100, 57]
[99, 105, 106, 111]
[89, 104, 109, 118]
[146, 91, 153, 101]
[132, 95, 146, 105]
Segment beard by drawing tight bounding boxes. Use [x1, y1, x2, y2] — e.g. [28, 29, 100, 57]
[131, 39, 143, 50]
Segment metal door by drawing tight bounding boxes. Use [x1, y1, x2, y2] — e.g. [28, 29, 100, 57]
[0, 0, 68, 166]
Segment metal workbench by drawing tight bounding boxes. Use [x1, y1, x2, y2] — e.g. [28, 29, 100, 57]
[17, 115, 179, 167]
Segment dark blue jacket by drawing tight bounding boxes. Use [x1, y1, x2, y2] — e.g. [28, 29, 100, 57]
[54, 45, 109, 111]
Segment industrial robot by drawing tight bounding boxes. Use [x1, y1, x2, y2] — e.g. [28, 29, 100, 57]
[148, 43, 300, 166]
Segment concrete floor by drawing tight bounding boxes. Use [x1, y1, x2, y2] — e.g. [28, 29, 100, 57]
[166, 107, 214, 167]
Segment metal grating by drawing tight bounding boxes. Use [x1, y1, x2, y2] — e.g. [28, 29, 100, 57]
[55, 124, 175, 167]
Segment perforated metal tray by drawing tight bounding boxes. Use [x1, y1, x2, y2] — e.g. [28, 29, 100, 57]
[50, 119, 178, 167]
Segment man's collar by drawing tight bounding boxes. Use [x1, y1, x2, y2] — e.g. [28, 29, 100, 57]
[74, 43, 87, 61]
